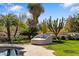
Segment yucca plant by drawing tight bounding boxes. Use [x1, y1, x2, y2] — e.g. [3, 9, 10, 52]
[47, 16, 64, 40]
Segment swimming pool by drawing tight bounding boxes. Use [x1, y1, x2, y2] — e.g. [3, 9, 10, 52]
[0, 46, 24, 56]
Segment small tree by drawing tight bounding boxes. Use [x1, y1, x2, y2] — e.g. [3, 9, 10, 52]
[63, 15, 79, 32]
[27, 18, 38, 38]
[13, 13, 27, 37]
[20, 18, 38, 39]
[47, 16, 64, 40]
[39, 19, 48, 34]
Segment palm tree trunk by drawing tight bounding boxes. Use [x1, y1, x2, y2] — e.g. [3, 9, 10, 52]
[14, 25, 18, 37]
[35, 17, 38, 24]
[33, 16, 38, 25]
[6, 21, 11, 43]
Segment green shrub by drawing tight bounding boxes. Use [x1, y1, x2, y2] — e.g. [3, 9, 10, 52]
[13, 40, 30, 44]
[20, 27, 38, 39]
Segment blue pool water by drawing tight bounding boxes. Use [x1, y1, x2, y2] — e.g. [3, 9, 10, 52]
[0, 49, 20, 56]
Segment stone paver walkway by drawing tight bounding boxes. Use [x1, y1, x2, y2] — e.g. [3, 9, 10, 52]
[0, 44, 55, 56]
[22, 44, 55, 56]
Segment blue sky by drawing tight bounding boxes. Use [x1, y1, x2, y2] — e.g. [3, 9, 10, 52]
[0, 3, 79, 22]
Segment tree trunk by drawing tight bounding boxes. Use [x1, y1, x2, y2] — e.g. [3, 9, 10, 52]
[28, 35, 31, 39]
[33, 15, 38, 25]
[6, 21, 11, 43]
[55, 34, 58, 40]
[14, 25, 18, 37]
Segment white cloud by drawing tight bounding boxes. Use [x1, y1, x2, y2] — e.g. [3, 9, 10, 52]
[61, 3, 79, 12]
[26, 12, 32, 17]
[10, 5, 23, 11]
[70, 6, 79, 11]
[18, 12, 32, 22]
[61, 3, 79, 8]
[63, 3, 74, 7]
[61, 3, 75, 8]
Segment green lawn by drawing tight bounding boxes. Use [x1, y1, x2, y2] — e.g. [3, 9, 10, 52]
[44, 40, 79, 56]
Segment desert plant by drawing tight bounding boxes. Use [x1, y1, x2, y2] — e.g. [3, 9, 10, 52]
[47, 16, 64, 40]
[63, 14, 79, 32]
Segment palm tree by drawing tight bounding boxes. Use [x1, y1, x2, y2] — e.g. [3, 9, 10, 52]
[0, 14, 18, 43]
[0, 15, 6, 32]
[27, 3, 44, 25]
[13, 18, 20, 37]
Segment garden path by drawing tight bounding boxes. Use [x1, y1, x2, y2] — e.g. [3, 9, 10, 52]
[0, 44, 55, 56]
[22, 44, 55, 56]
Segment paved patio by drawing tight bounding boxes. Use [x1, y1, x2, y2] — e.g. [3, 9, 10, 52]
[0, 44, 55, 56]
